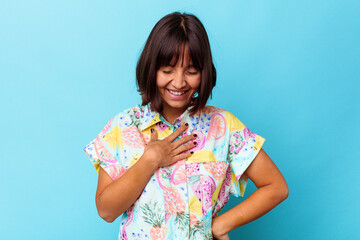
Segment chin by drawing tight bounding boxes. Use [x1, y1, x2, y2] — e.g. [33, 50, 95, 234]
[165, 100, 190, 109]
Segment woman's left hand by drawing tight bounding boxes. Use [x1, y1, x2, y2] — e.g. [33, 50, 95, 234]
[212, 216, 230, 240]
[213, 232, 230, 240]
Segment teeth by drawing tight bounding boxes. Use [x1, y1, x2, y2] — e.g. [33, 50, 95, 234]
[169, 90, 186, 95]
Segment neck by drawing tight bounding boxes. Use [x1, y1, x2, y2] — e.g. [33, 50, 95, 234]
[161, 104, 187, 124]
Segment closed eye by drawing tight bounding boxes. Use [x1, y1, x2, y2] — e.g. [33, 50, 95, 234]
[187, 70, 199, 75]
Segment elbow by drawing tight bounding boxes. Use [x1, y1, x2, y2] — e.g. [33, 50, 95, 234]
[277, 181, 289, 202]
[281, 186, 289, 201]
[268, 180, 289, 204]
[96, 197, 118, 223]
[98, 211, 116, 223]
[104, 218, 114, 223]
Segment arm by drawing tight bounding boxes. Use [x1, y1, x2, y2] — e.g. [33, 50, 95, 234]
[95, 154, 158, 223]
[212, 148, 289, 238]
[95, 123, 196, 223]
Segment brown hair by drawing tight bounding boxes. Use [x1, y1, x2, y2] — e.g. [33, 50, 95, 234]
[136, 12, 216, 116]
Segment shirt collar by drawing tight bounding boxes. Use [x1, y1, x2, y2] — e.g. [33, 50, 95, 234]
[139, 102, 193, 132]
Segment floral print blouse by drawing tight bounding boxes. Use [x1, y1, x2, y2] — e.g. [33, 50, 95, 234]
[83, 102, 265, 240]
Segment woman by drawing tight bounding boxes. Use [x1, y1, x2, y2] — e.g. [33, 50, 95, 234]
[84, 12, 288, 240]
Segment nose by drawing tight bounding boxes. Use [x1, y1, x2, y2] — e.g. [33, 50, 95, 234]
[172, 72, 186, 89]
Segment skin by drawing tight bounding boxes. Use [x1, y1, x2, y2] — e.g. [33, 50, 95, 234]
[211, 149, 289, 239]
[94, 47, 200, 223]
[95, 47, 289, 239]
[95, 123, 196, 223]
[156, 45, 200, 123]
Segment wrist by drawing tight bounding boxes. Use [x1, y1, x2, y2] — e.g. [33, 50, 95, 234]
[139, 152, 159, 172]
[212, 215, 228, 236]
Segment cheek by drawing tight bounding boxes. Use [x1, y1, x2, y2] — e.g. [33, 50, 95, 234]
[156, 74, 169, 88]
[189, 76, 201, 89]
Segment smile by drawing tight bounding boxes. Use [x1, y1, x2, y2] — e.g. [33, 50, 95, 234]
[167, 89, 188, 96]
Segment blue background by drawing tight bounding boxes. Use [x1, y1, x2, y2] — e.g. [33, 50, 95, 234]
[1, 0, 359, 239]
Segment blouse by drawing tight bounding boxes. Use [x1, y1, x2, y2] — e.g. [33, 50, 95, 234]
[83, 102, 265, 240]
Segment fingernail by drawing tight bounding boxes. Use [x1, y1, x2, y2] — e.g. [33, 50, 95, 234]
[151, 128, 154, 133]
[185, 122, 188, 126]
[193, 134, 197, 137]
[190, 151, 194, 154]
[193, 141, 197, 145]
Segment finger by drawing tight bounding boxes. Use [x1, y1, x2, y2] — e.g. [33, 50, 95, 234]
[172, 150, 193, 162]
[150, 128, 158, 142]
[173, 141, 197, 155]
[173, 132, 197, 148]
[166, 122, 189, 142]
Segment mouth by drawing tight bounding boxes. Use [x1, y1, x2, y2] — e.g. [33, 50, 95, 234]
[167, 89, 189, 96]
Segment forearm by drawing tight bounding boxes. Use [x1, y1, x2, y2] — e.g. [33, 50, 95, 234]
[96, 156, 158, 222]
[213, 183, 288, 235]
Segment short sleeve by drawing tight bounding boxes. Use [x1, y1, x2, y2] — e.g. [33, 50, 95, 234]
[83, 114, 126, 181]
[225, 111, 266, 197]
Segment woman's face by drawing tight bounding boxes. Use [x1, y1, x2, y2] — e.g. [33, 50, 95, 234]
[156, 48, 201, 114]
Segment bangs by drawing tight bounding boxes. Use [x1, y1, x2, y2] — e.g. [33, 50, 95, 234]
[156, 30, 203, 70]
[136, 12, 216, 116]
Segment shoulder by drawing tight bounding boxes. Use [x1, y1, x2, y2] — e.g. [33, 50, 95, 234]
[200, 105, 226, 120]
[111, 104, 148, 129]
[202, 105, 237, 121]
[202, 105, 246, 132]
